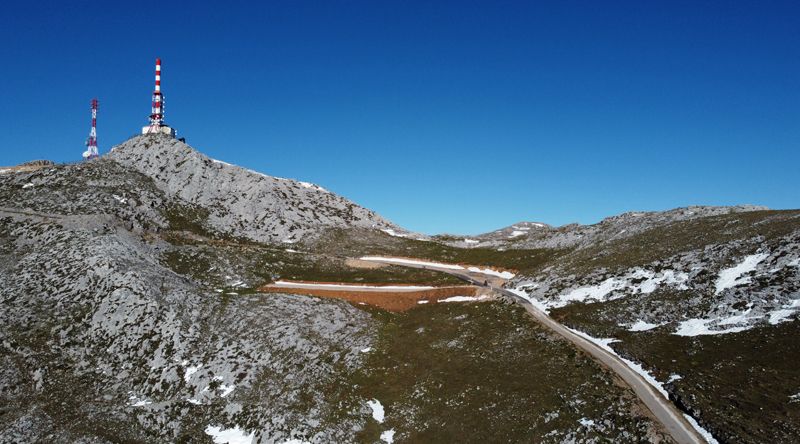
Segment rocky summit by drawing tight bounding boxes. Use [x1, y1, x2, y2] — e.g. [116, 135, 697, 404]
[107, 134, 398, 244]
[0, 135, 798, 443]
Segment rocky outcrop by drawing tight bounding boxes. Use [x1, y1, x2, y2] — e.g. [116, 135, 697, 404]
[107, 135, 397, 244]
[0, 208, 376, 442]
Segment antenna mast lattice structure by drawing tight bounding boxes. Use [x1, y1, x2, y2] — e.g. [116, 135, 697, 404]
[142, 58, 176, 137]
[83, 98, 99, 159]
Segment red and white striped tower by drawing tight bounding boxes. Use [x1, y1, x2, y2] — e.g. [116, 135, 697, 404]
[83, 98, 99, 159]
[148, 58, 164, 130]
[142, 57, 177, 137]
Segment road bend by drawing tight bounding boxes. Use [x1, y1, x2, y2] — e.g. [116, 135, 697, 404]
[361, 257, 705, 444]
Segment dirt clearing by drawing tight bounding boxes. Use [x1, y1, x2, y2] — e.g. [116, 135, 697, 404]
[259, 281, 491, 311]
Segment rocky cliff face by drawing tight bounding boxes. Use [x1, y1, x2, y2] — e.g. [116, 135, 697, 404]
[107, 134, 398, 244]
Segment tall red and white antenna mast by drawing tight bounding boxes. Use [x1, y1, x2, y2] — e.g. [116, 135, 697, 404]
[149, 58, 164, 131]
[83, 98, 99, 159]
[142, 58, 176, 136]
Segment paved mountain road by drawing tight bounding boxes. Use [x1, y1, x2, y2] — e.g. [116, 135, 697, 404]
[361, 257, 706, 444]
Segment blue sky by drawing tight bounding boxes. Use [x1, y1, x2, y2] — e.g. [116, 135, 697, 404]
[1, 1, 798, 234]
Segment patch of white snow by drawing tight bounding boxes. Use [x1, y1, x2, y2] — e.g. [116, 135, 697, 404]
[218, 383, 236, 397]
[507, 287, 552, 313]
[466, 266, 515, 279]
[184, 364, 201, 383]
[360, 256, 464, 270]
[627, 320, 662, 332]
[128, 394, 152, 407]
[438, 295, 490, 303]
[673, 318, 751, 336]
[204, 425, 254, 444]
[683, 414, 719, 444]
[714, 253, 769, 294]
[367, 399, 385, 423]
[381, 228, 408, 238]
[380, 430, 395, 443]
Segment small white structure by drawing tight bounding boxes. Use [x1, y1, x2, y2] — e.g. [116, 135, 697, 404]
[141, 125, 176, 137]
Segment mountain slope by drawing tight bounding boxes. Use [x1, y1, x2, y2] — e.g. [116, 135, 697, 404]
[438, 206, 768, 250]
[0, 137, 674, 443]
[506, 209, 800, 443]
[107, 134, 397, 244]
[0, 155, 379, 442]
[2, 134, 798, 443]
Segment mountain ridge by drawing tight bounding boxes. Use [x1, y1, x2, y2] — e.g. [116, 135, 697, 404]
[106, 134, 399, 244]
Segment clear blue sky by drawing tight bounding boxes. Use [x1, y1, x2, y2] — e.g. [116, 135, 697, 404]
[1, 1, 798, 234]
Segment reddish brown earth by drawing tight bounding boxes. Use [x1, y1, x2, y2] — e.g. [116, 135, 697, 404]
[259, 281, 488, 311]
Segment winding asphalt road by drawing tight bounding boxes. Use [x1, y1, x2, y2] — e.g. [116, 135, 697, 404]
[361, 257, 706, 444]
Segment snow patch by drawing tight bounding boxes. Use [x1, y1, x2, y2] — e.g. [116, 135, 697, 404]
[417, 300, 429, 304]
[204, 425, 254, 444]
[128, 394, 152, 407]
[676, 300, 798, 333]
[553, 268, 688, 309]
[683, 414, 719, 444]
[769, 308, 797, 325]
[380, 429, 395, 443]
[298, 181, 329, 193]
[438, 295, 490, 303]
[367, 399, 385, 423]
[218, 383, 236, 397]
[509, 230, 526, 238]
[507, 287, 552, 313]
[714, 253, 769, 294]
[360, 256, 464, 270]
[360, 347, 372, 353]
[464, 238, 479, 244]
[673, 318, 751, 336]
[381, 228, 408, 238]
[466, 266, 515, 279]
[567, 328, 669, 398]
[626, 320, 663, 332]
[22, 183, 34, 189]
[183, 364, 201, 383]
